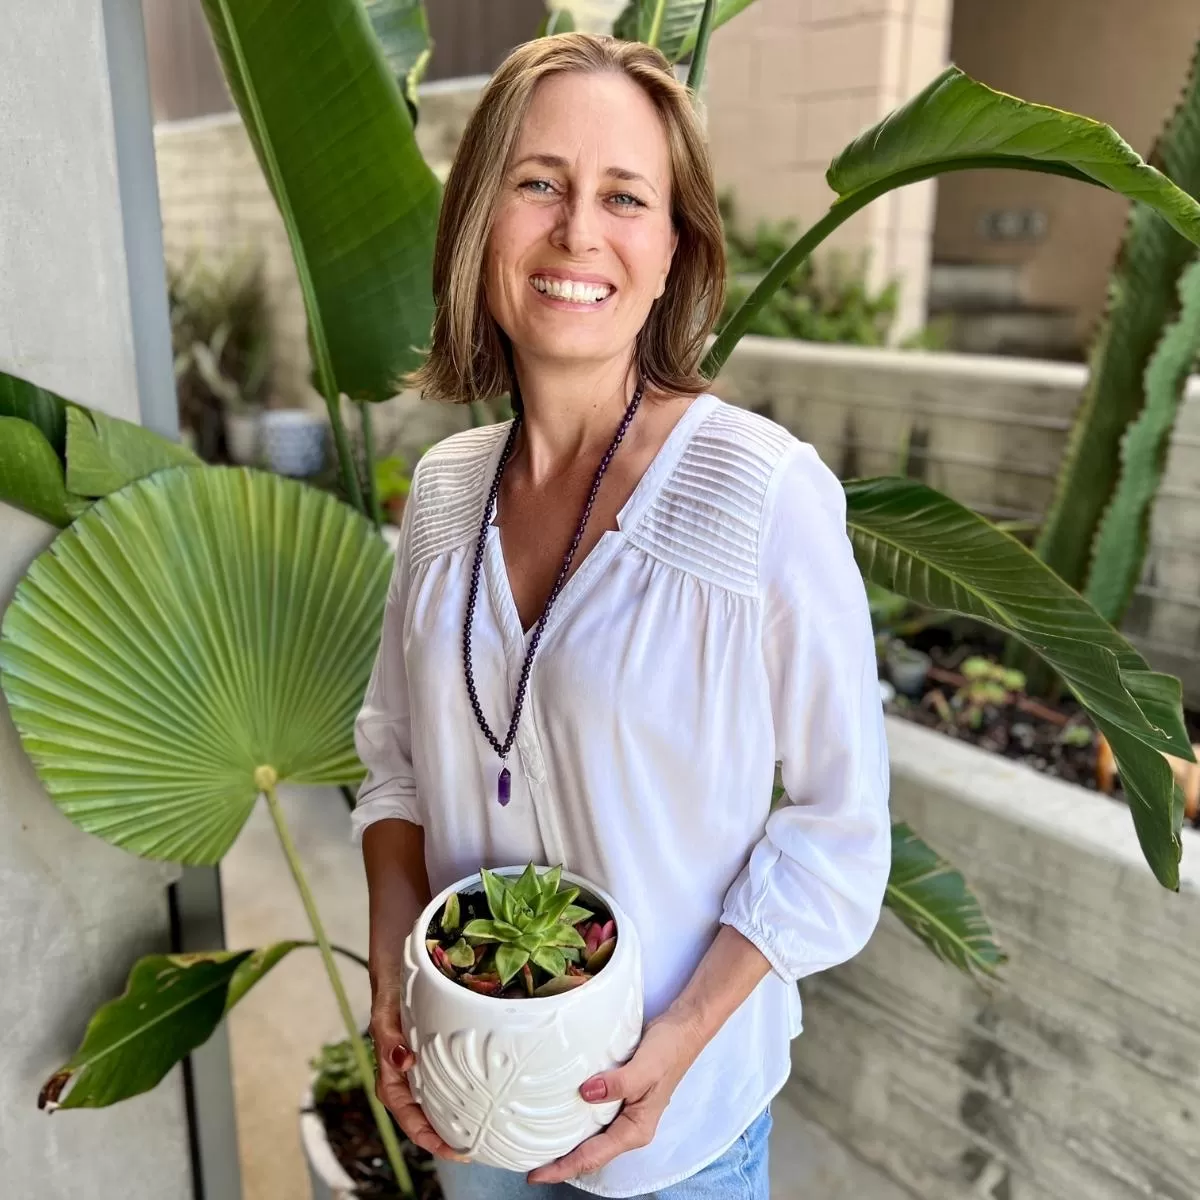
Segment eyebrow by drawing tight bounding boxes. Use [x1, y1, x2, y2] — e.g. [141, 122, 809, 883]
[509, 153, 659, 196]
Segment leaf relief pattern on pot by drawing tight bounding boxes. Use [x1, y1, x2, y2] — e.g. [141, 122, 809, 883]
[410, 1013, 606, 1170]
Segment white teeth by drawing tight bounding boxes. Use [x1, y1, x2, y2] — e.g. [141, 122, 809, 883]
[531, 276, 612, 304]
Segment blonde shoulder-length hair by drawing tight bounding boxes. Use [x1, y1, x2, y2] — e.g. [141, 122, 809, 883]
[404, 32, 726, 405]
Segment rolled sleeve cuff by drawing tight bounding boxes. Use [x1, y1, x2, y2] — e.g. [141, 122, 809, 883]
[349, 779, 420, 844]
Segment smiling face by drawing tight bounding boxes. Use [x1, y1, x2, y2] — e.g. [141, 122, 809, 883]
[484, 70, 678, 375]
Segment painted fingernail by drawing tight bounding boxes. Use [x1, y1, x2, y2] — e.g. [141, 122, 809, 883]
[389, 1044, 409, 1067]
[580, 1078, 607, 1102]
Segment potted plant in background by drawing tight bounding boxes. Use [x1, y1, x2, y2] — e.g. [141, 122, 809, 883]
[169, 249, 272, 465]
[401, 863, 641, 1170]
[2, 0, 1200, 1197]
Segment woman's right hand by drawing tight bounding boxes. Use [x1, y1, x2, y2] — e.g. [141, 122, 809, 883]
[370, 995, 470, 1163]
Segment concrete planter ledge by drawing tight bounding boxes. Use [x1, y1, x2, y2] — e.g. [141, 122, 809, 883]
[883, 715, 1200, 890]
[773, 716, 1200, 1200]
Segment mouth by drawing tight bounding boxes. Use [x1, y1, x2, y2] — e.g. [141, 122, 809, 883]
[529, 274, 615, 307]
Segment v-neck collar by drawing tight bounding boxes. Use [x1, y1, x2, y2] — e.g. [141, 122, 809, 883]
[480, 392, 718, 655]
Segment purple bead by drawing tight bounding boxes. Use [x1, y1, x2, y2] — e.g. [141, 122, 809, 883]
[498, 767, 511, 807]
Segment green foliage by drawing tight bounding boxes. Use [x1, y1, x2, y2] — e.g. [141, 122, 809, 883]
[38, 945, 304, 1110]
[719, 196, 901, 345]
[926, 657, 1028, 732]
[311, 1036, 378, 1104]
[200, 0, 440, 407]
[845, 475, 1190, 888]
[1086, 255, 1200, 623]
[885, 825, 1006, 978]
[706, 65, 1200, 377]
[0, 367, 200, 526]
[64, 406, 199, 497]
[1035, 45, 1200, 595]
[0, 416, 75, 527]
[361, 0, 433, 113]
[0, 465, 393, 865]
[612, 0, 753, 62]
[374, 454, 414, 505]
[0, 368, 70, 455]
[538, 8, 576, 35]
[169, 250, 271, 420]
[461, 865, 594, 985]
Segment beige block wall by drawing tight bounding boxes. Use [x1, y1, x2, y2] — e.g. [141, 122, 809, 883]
[935, 0, 1200, 338]
[153, 80, 483, 414]
[705, 0, 952, 337]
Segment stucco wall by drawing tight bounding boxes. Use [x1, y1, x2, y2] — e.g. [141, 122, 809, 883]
[934, 0, 1200, 339]
[781, 717, 1200, 1199]
[0, 1, 194, 1195]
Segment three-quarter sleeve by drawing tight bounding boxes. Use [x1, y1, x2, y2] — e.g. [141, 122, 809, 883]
[350, 488, 422, 842]
[721, 442, 891, 983]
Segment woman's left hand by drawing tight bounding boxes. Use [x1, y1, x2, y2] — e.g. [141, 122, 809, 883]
[526, 1016, 703, 1185]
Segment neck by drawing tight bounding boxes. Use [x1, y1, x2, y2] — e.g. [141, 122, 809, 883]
[511, 354, 640, 481]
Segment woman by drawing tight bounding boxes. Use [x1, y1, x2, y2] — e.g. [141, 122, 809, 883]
[352, 31, 891, 1200]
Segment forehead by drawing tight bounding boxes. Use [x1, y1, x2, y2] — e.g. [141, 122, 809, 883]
[512, 71, 671, 179]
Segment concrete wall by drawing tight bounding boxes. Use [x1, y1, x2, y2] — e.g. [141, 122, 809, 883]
[779, 716, 1200, 1200]
[935, 0, 1200, 340]
[704, 0, 952, 338]
[0, 0, 195, 1194]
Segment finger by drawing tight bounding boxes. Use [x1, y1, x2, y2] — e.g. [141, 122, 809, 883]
[527, 1114, 651, 1184]
[370, 1014, 415, 1071]
[577, 1061, 646, 1105]
[377, 1071, 470, 1163]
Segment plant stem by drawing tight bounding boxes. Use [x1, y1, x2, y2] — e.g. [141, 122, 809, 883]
[702, 157, 1098, 381]
[211, 0, 364, 515]
[687, 0, 717, 93]
[647, 0, 668, 48]
[262, 779, 414, 1197]
[359, 400, 383, 528]
[327, 393, 366, 513]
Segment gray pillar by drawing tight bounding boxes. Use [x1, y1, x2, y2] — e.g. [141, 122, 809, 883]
[1, 1, 237, 1196]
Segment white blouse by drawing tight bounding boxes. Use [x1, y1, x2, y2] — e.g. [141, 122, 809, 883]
[352, 393, 891, 1197]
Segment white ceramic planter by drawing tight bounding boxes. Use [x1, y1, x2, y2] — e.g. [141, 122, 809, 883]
[300, 1085, 357, 1200]
[400, 865, 644, 1171]
[261, 408, 327, 476]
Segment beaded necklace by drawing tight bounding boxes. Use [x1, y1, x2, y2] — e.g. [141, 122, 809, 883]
[462, 380, 645, 805]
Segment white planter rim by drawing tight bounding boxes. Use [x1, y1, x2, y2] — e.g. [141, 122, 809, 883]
[300, 1084, 358, 1196]
[414, 863, 632, 1008]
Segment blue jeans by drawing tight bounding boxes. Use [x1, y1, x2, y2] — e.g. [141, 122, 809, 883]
[434, 1105, 771, 1200]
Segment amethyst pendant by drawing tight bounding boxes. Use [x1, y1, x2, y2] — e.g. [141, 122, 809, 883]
[498, 767, 511, 807]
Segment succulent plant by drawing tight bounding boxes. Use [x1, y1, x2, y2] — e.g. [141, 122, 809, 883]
[425, 863, 619, 999]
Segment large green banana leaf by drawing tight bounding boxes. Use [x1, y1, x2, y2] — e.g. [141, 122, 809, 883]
[846, 476, 1191, 890]
[885, 823, 1005, 978]
[38, 944, 304, 1110]
[362, 0, 433, 111]
[65, 406, 199, 497]
[1086, 256, 1200, 624]
[706, 67, 1200, 375]
[0, 466, 393, 864]
[0, 370, 70, 454]
[0, 417, 74, 527]
[0, 371, 200, 525]
[200, 0, 440, 402]
[613, 0, 755, 62]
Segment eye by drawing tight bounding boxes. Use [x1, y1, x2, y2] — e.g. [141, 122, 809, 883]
[518, 178, 557, 196]
[609, 192, 646, 209]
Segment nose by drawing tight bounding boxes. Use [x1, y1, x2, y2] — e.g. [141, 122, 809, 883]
[550, 193, 600, 257]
